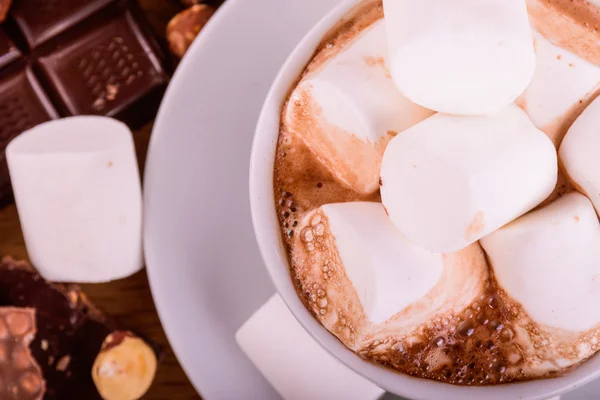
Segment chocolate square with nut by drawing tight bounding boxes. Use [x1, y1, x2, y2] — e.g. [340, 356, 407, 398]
[11, 0, 116, 49]
[37, 10, 168, 123]
[0, 68, 58, 206]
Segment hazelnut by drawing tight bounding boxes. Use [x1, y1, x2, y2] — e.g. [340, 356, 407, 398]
[167, 4, 216, 59]
[92, 331, 157, 400]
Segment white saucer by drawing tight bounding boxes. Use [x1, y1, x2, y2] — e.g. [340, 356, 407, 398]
[144, 0, 342, 398]
[143, 0, 600, 398]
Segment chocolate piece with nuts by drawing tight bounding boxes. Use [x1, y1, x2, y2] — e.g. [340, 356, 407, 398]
[93, 331, 157, 400]
[0, 307, 45, 400]
[0, 0, 12, 23]
[0, 258, 162, 399]
[167, 4, 216, 59]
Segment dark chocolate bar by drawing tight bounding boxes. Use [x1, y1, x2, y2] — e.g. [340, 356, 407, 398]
[11, 0, 115, 49]
[0, 0, 170, 206]
[0, 257, 162, 400]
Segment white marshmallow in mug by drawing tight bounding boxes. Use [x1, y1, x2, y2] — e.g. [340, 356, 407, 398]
[481, 193, 600, 332]
[302, 201, 489, 338]
[383, 0, 535, 115]
[560, 95, 600, 217]
[316, 202, 444, 324]
[380, 104, 557, 254]
[519, 31, 600, 146]
[7, 116, 143, 283]
[285, 19, 433, 195]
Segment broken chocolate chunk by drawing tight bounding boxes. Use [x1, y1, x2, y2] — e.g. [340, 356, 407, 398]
[0, 257, 162, 400]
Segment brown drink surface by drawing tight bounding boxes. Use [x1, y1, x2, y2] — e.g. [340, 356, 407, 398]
[273, 0, 600, 386]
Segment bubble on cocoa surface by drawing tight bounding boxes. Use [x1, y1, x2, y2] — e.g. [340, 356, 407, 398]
[392, 343, 405, 353]
[311, 214, 321, 226]
[500, 327, 514, 342]
[314, 223, 326, 236]
[277, 191, 303, 240]
[505, 345, 524, 365]
[302, 228, 314, 243]
[458, 321, 475, 337]
[476, 311, 490, 326]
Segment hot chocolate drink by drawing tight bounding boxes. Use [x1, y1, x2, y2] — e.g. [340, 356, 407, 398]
[273, 0, 600, 386]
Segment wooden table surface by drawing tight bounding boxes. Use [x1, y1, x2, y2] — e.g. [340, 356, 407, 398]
[0, 1, 212, 398]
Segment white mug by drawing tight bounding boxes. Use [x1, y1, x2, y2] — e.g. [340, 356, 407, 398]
[249, 1, 598, 398]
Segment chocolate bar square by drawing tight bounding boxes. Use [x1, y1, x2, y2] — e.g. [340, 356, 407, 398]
[37, 10, 169, 122]
[0, 68, 58, 206]
[11, 0, 116, 49]
[0, 28, 20, 70]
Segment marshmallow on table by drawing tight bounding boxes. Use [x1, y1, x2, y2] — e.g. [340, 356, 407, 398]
[319, 202, 443, 324]
[560, 95, 600, 217]
[519, 31, 600, 146]
[481, 192, 600, 332]
[285, 19, 433, 195]
[383, 0, 535, 115]
[236, 294, 385, 400]
[380, 104, 557, 253]
[6, 116, 143, 283]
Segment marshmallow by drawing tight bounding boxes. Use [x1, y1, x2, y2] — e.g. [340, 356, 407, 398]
[299, 202, 489, 350]
[481, 193, 600, 332]
[236, 294, 385, 400]
[285, 20, 433, 194]
[318, 202, 443, 324]
[380, 104, 557, 253]
[383, 0, 535, 115]
[7, 117, 143, 283]
[560, 95, 600, 216]
[519, 31, 600, 146]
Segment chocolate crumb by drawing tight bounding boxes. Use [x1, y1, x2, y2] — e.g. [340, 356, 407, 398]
[55, 355, 71, 372]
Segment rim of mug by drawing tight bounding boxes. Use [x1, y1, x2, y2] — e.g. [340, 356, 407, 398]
[249, 1, 600, 398]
